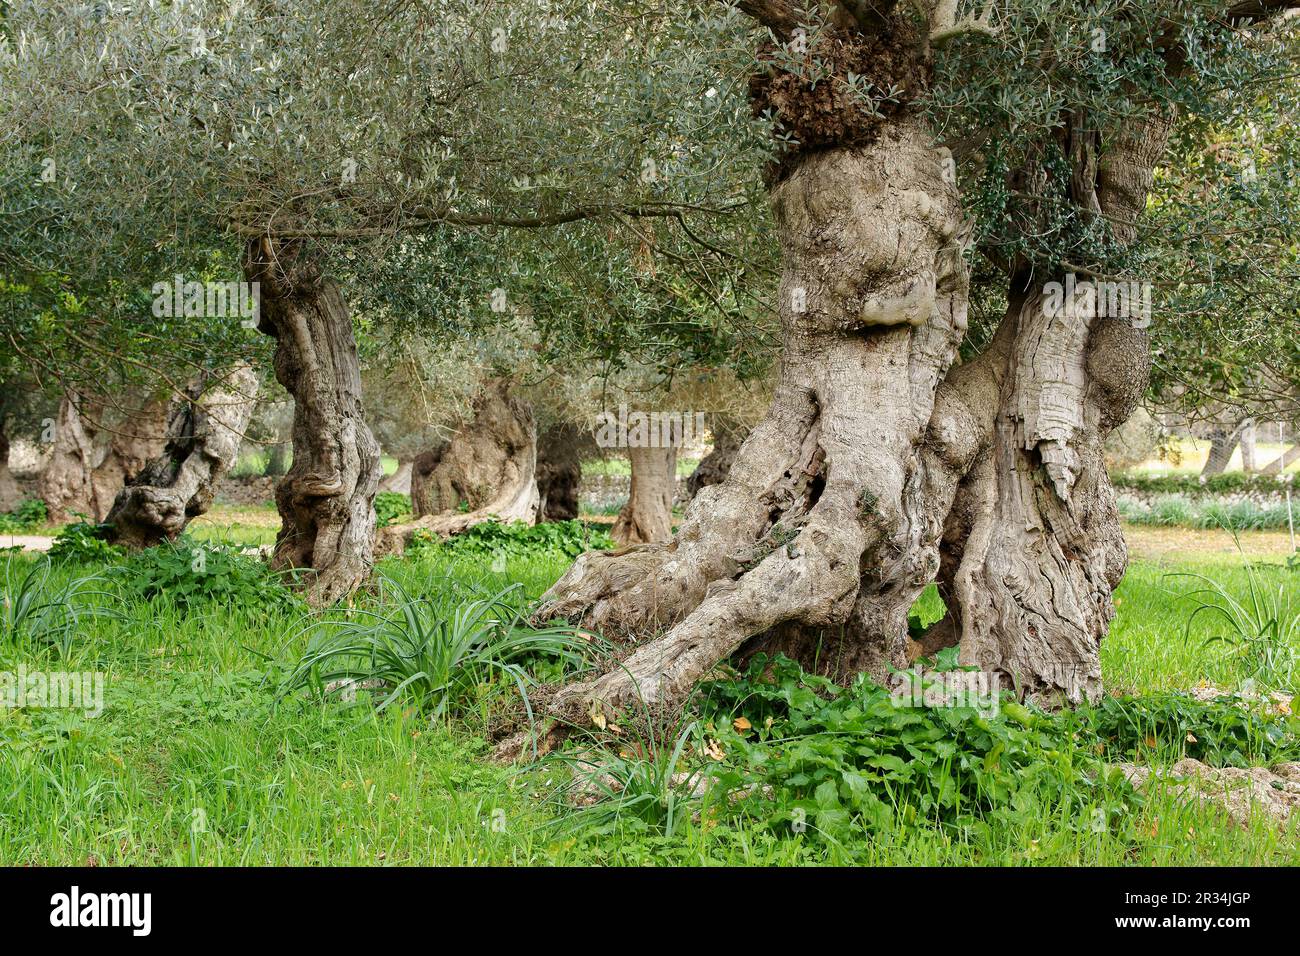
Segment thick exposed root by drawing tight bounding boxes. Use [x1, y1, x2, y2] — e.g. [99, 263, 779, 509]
[534, 378, 823, 637]
[377, 504, 531, 556]
[552, 483, 870, 721]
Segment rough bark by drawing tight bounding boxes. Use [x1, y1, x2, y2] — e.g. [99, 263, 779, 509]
[380, 380, 538, 553]
[536, 422, 591, 522]
[39, 392, 171, 523]
[244, 238, 383, 606]
[686, 417, 745, 499]
[105, 366, 260, 549]
[930, 293, 1146, 704]
[537, 117, 971, 721]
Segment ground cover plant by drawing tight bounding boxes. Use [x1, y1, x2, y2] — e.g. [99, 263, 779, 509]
[1, 510, 1296, 866]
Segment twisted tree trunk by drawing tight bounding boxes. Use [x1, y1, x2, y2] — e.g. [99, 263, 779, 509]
[537, 118, 971, 720]
[105, 365, 260, 549]
[0, 423, 20, 513]
[244, 238, 383, 606]
[39, 392, 171, 523]
[380, 380, 538, 553]
[526, 24, 1175, 733]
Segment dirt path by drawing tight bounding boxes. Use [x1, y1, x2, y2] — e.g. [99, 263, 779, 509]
[1, 534, 54, 552]
[1123, 524, 1295, 563]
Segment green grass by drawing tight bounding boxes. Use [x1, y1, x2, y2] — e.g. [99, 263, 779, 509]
[580, 456, 699, 478]
[1118, 493, 1299, 531]
[1, 523, 1297, 866]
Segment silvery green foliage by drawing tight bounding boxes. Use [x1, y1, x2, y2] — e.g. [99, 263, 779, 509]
[0, 0, 778, 384]
[0, 0, 769, 279]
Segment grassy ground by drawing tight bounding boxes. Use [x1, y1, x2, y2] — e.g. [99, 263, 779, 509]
[2, 510, 1297, 866]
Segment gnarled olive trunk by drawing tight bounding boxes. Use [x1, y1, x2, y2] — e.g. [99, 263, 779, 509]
[536, 421, 590, 522]
[538, 119, 970, 720]
[244, 238, 383, 606]
[40, 392, 171, 523]
[931, 289, 1147, 704]
[380, 380, 538, 553]
[105, 365, 260, 549]
[518, 24, 1177, 736]
[611, 443, 677, 546]
[0, 424, 21, 512]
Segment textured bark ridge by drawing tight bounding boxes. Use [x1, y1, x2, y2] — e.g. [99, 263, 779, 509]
[244, 238, 383, 606]
[380, 380, 538, 553]
[536, 421, 591, 522]
[537, 117, 971, 721]
[612, 443, 678, 546]
[39, 392, 171, 523]
[935, 293, 1147, 704]
[105, 365, 260, 549]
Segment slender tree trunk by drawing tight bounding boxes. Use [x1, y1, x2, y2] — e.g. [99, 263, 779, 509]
[380, 380, 538, 553]
[611, 443, 677, 546]
[1262, 442, 1300, 474]
[244, 238, 383, 606]
[409, 446, 443, 517]
[1239, 420, 1257, 472]
[264, 442, 290, 477]
[105, 366, 260, 549]
[536, 421, 590, 522]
